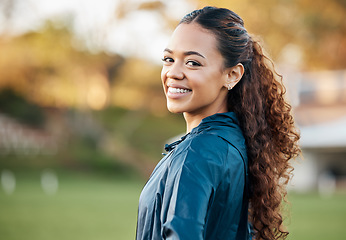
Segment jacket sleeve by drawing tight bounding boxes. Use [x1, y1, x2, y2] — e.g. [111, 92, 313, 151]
[161, 134, 228, 240]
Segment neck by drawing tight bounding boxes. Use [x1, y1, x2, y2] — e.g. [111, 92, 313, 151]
[183, 98, 229, 133]
[183, 113, 203, 133]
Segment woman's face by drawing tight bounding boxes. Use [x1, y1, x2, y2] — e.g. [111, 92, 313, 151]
[161, 23, 229, 118]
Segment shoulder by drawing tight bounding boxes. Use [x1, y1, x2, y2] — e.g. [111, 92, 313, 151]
[168, 131, 246, 187]
[190, 132, 229, 154]
[165, 133, 228, 187]
[178, 133, 228, 161]
[168, 133, 231, 177]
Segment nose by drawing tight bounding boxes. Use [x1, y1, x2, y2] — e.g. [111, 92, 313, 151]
[166, 62, 184, 80]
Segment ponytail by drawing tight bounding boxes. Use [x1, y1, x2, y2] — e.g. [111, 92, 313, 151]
[229, 39, 301, 239]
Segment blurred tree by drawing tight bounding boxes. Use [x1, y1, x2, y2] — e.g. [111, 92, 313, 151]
[110, 58, 165, 112]
[113, 0, 185, 29]
[0, 20, 124, 109]
[0, 88, 45, 127]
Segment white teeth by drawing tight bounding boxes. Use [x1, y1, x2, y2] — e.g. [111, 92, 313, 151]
[168, 87, 191, 93]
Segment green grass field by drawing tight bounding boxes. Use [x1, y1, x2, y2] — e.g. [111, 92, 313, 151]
[288, 191, 346, 240]
[0, 171, 345, 240]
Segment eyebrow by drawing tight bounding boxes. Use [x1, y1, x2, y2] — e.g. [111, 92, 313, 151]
[164, 48, 205, 59]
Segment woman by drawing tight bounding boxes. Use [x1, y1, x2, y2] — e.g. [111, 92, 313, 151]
[136, 6, 300, 240]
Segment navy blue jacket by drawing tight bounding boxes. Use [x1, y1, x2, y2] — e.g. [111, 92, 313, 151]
[136, 112, 251, 239]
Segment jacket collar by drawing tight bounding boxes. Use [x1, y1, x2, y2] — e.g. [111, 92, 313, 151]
[190, 112, 239, 134]
[164, 112, 240, 152]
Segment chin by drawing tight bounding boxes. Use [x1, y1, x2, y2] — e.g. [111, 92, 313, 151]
[167, 108, 183, 114]
[167, 104, 184, 114]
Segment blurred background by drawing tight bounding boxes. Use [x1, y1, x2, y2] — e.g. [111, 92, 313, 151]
[0, 0, 345, 239]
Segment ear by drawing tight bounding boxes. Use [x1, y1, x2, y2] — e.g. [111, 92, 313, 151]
[224, 63, 244, 90]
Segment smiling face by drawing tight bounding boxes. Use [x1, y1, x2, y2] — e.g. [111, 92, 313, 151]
[161, 23, 230, 122]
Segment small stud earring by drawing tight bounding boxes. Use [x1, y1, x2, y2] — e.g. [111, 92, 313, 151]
[227, 84, 232, 90]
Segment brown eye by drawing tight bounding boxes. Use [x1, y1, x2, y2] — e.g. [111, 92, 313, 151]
[162, 57, 174, 63]
[186, 60, 201, 67]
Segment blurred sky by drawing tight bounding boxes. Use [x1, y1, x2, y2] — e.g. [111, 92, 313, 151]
[0, 0, 195, 63]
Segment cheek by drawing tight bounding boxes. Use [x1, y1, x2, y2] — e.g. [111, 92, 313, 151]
[192, 73, 225, 96]
[190, 73, 217, 90]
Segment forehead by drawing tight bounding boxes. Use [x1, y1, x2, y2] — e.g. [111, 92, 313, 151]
[166, 23, 220, 57]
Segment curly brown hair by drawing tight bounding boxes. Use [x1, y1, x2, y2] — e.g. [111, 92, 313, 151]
[180, 6, 301, 239]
